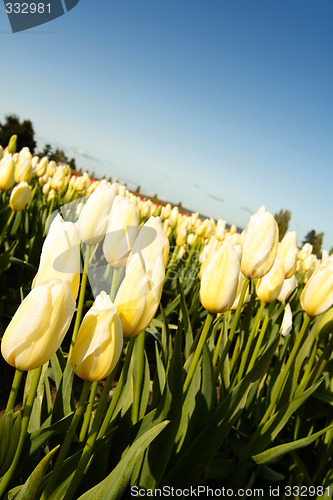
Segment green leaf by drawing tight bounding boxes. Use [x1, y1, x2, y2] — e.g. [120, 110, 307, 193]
[252, 424, 333, 465]
[250, 376, 326, 456]
[136, 318, 183, 489]
[77, 421, 169, 500]
[164, 335, 279, 488]
[14, 446, 60, 500]
[0, 411, 22, 476]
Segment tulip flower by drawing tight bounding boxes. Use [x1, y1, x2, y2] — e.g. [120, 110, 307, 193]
[72, 292, 123, 381]
[9, 181, 32, 211]
[277, 231, 298, 278]
[77, 185, 116, 245]
[14, 157, 32, 183]
[200, 243, 241, 313]
[47, 161, 57, 178]
[300, 261, 333, 316]
[256, 257, 285, 303]
[32, 214, 81, 299]
[215, 219, 226, 241]
[115, 252, 165, 337]
[103, 196, 140, 268]
[1, 280, 75, 371]
[36, 157, 49, 177]
[241, 206, 279, 279]
[50, 165, 67, 192]
[280, 303, 293, 337]
[130, 216, 168, 267]
[0, 155, 15, 190]
[231, 270, 249, 310]
[277, 275, 298, 302]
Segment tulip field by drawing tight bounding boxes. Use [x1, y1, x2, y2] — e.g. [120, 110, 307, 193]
[1, 137, 333, 499]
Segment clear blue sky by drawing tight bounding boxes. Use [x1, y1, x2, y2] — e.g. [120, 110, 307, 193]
[1, 0, 332, 249]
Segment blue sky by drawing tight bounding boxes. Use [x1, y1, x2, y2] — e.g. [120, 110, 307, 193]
[0, 0, 332, 249]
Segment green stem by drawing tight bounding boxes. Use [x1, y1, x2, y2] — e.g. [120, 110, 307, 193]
[0, 210, 15, 244]
[132, 332, 146, 425]
[296, 338, 318, 395]
[165, 245, 179, 282]
[68, 245, 91, 357]
[214, 278, 250, 380]
[0, 366, 42, 497]
[183, 312, 214, 394]
[246, 308, 270, 374]
[43, 196, 55, 237]
[63, 368, 119, 500]
[110, 267, 125, 302]
[5, 369, 23, 414]
[97, 338, 135, 439]
[247, 314, 311, 455]
[40, 380, 91, 500]
[79, 381, 98, 441]
[212, 318, 224, 367]
[237, 301, 266, 382]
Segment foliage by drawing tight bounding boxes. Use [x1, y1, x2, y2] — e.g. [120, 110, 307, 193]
[274, 208, 291, 240]
[0, 115, 36, 153]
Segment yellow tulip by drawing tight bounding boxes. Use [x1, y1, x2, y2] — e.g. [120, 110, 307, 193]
[231, 270, 249, 310]
[0, 155, 15, 190]
[280, 303, 293, 337]
[256, 257, 285, 303]
[32, 214, 81, 299]
[115, 252, 165, 337]
[277, 231, 298, 278]
[72, 292, 123, 381]
[50, 165, 67, 191]
[9, 181, 32, 211]
[1, 280, 75, 371]
[130, 216, 168, 266]
[215, 219, 226, 241]
[241, 206, 279, 279]
[200, 243, 241, 313]
[14, 157, 32, 183]
[300, 261, 333, 316]
[277, 275, 298, 302]
[103, 196, 140, 268]
[36, 157, 49, 177]
[77, 185, 116, 245]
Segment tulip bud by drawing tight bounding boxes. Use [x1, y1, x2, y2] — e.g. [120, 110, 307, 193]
[277, 275, 298, 302]
[47, 161, 57, 177]
[103, 196, 140, 268]
[278, 231, 298, 278]
[7, 135, 17, 154]
[0, 155, 15, 190]
[280, 303, 293, 337]
[72, 292, 123, 381]
[215, 219, 226, 241]
[115, 252, 165, 337]
[14, 157, 32, 183]
[256, 257, 285, 303]
[32, 214, 81, 299]
[77, 185, 116, 245]
[50, 165, 67, 191]
[1, 280, 75, 371]
[300, 261, 333, 316]
[241, 206, 279, 279]
[9, 181, 32, 211]
[200, 243, 241, 313]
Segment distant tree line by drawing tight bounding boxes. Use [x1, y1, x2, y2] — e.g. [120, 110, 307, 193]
[0, 114, 76, 168]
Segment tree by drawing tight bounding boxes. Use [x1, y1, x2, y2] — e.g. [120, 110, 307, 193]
[303, 230, 324, 257]
[0, 114, 36, 152]
[274, 209, 291, 240]
[40, 144, 76, 169]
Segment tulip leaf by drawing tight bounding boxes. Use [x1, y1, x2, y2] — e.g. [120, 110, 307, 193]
[164, 335, 279, 488]
[0, 411, 14, 467]
[250, 376, 326, 456]
[24, 413, 74, 458]
[132, 318, 183, 489]
[14, 446, 60, 500]
[252, 423, 333, 465]
[0, 411, 22, 476]
[51, 362, 75, 423]
[77, 420, 169, 500]
[178, 278, 193, 359]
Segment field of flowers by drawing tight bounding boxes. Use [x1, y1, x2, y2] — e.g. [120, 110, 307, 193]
[0, 135, 333, 499]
